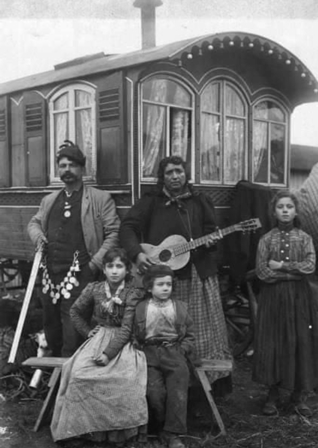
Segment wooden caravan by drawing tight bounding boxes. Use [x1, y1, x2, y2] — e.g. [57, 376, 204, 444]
[0, 30, 317, 266]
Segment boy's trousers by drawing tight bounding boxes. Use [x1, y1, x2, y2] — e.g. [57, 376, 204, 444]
[143, 343, 189, 434]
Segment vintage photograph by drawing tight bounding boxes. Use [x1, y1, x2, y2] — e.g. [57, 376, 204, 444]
[0, 1, 318, 447]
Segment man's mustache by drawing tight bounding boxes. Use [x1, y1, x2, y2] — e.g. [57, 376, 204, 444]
[61, 172, 76, 180]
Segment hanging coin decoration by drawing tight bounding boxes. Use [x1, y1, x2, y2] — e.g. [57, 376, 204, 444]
[40, 250, 81, 303]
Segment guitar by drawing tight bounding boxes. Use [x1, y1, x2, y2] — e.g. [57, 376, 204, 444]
[139, 218, 261, 271]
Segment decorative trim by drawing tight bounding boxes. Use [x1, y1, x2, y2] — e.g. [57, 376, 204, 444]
[46, 80, 97, 100]
[10, 96, 23, 106]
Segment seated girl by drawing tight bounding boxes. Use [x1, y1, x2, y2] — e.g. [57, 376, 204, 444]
[50, 248, 148, 445]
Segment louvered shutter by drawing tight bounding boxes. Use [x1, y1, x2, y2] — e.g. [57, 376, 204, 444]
[24, 91, 47, 186]
[96, 72, 127, 184]
[0, 96, 10, 187]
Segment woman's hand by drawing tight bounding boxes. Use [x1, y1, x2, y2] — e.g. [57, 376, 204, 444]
[93, 353, 110, 366]
[88, 325, 101, 339]
[136, 252, 155, 274]
[268, 260, 284, 270]
[205, 231, 223, 248]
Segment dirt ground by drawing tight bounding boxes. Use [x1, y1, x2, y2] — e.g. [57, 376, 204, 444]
[2, 357, 318, 448]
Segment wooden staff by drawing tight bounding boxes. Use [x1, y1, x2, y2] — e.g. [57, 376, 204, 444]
[8, 244, 43, 364]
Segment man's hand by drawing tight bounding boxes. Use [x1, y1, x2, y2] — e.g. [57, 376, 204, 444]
[93, 353, 110, 366]
[268, 260, 284, 270]
[37, 234, 48, 249]
[136, 253, 155, 274]
[88, 261, 99, 275]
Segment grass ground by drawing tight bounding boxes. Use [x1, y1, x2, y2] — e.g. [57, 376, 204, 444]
[1, 357, 318, 448]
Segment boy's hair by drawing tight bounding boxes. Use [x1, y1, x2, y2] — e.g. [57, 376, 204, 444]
[143, 264, 174, 291]
[102, 247, 131, 273]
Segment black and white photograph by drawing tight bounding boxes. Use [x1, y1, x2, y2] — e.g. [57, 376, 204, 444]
[1, 1, 318, 447]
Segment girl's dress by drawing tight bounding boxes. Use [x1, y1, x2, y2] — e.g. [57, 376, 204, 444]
[50, 281, 148, 443]
[253, 223, 318, 391]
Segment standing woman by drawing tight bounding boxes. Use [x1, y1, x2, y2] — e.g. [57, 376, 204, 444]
[254, 190, 318, 416]
[51, 248, 148, 445]
[120, 156, 231, 386]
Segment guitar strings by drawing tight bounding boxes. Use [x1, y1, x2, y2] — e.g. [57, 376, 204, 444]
[177, 208, 193, 243]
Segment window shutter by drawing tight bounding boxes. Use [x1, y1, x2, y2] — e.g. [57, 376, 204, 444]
[24, 91, 47, 186]
[0, 96, 10, 187]
[96, 72, 126, 184]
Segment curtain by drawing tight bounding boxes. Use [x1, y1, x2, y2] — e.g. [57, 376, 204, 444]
[270, 124, 285, 184]
[142, 78, 192, 178]
[224, 118, 245, 183]
[253, 121, 268, 183]
[54, 113, 68, 177]
[200, 113, 220, 181]
[142, 104, 166, 177]
[75, 91, 93, 177]
[171, 109, 189, 161]
[142, 80, 168, 177]
[76, 109, 93, 176]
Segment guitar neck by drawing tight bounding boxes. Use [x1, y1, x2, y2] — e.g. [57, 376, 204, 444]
[174, 225, 237, 256]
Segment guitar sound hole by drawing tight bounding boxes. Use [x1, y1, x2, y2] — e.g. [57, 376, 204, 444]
[159, 249, 172, 262]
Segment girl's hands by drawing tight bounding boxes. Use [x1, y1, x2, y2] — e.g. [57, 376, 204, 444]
[268, 260, 284, 270]
[93, 353, 110, 366]
[88, 325, 101, 339]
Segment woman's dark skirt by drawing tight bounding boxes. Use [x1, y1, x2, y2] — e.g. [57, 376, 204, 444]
[253, 277, 318, 391]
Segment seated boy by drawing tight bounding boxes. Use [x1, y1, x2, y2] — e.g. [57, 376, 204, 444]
[133, 264, 195, 448]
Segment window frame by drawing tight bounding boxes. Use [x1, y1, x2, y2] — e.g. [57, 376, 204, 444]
[199, 79, 248, 186]
[251, 98, 288, 187]
[49, 83, 97, 184]
[140, 75, 195, 183]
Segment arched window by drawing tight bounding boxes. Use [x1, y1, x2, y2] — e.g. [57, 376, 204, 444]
[252, 100, 287, 185]
[49, 83, 96, 182]
[141, 76, 194, 180]
[200, 81, 247, 184]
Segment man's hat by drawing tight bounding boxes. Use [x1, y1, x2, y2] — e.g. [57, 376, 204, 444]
[56, 140, 86, 167]
[142, 264, 174, 290]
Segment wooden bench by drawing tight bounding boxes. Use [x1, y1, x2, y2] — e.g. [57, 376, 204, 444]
[194, 358, 233, 436]
[22, 356, 70, 432]
[23, 356, 232, 436]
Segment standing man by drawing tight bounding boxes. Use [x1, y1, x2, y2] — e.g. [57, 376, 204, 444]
[28, 140, 120, 357]
[120, 156, 231, 386]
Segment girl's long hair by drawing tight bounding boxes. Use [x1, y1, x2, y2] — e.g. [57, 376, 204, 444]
[102, 247, 132, 281]
[270, 190, 301, 228]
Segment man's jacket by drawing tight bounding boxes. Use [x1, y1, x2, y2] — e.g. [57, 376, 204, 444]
[27, 185, 120, 270]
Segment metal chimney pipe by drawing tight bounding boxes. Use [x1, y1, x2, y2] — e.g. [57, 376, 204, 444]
[133, 0, 163, 49]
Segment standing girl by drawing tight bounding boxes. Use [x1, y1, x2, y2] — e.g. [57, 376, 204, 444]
[51, 248, 148, 444]
[253, 190, 318, 416]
